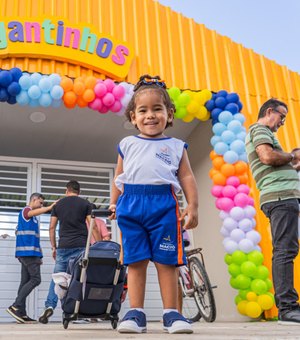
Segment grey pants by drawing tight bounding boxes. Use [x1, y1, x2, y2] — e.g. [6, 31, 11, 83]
[262, 198, 299, 314]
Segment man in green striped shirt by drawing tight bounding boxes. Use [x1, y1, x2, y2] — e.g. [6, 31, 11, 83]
[246, 98, 300, 325]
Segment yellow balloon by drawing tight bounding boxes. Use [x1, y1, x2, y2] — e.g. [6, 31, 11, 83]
[257, 294, 274, 310]
[194, 106, 208, 120]
[201, 89, 213, 101]
[187, 101, 200, 114]
[183, 89, 194, 100]
[245, 301, 262, 318]
[246, 291, 257, 302]
[193, 91, 207, 105]
[237, 300, 248, 315]
[182, 114, 194, 123]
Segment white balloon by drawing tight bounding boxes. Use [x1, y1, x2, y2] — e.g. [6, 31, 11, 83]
[238, 238, 254, 253]
[238, 218, 253, 232]
[244, 205, 256, 219]
[230, 206, 245, 221]
[224, 239, 238, 254]
[230, 228, 246, 243]
[246, 230, 261, 245]
[223, 217, 238, 232]
[219, 211, 229, 220]
[220, 227, 230, 237]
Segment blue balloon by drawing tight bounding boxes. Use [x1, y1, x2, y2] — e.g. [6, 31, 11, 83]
[239, 152, 248, 163]
[52, 99, 62, 108]
[216, 90, 228, 97]
[226, 93, 239, 103]
[211, 108, 222, 121]
[10, 68, 23, 81]
[50, 85, 64, 100]
[224, 150, 239, 164]
[234, 113, 246, 124]
[0, 70, 13, 87]
[210, 135, 222, 147]
[39, 93, 52, 107]
[236, 131, 246, 141]
[237, 101, 243, 111]
[0, 88, 9, 102]
[214, 142, 229, 155]
[215, 96, 227, 109]
[7, 82, 21, 96]
[225, 103, 239, 114]
[212, 93, 217, 100]
[49, 73, 61, 86]
[7, 95, 17, 105]
[205, 99, 215, 111]
[230, 140, 245, 154]
[39, 77, 52, 93]
[19, 75, 32, 90]
[218, 110, 233, 125]
[29, 99, 39, 107]
[28, 85, 41, 99]
[16, 90, 30, 106]
[212, 118, 218, 125]
[221, 130, 236, 144]
[212, 122, 227, 136]
[227, 120, 242, 134]
[30, 72, 42, 85]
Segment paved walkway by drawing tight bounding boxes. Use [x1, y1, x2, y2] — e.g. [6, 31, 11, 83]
[0, 321, 300, 340]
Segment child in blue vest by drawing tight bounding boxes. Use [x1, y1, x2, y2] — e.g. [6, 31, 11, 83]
[109, 75, 199, 334]
[6, 193, 56, 323]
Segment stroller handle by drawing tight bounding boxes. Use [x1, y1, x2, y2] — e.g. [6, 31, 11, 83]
[91, 209, 112, 218]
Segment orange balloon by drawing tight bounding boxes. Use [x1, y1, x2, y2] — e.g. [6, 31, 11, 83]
[212, 172, 227, 186]
[221, 163, 235, 177]
[73, 81, 85, 96]
[209, 168, 218, 179]
[63, 91, 77, 105]
[235, 161, 248, 175]
[238, 173, 249, 184]
[212, 156, 225, 170]
[64, 101, 76, 109]
[84, 76, 97, 89]
[82, 88, 95, 102]
[60, 77, 73, 92]
[210, 150, 218, 160]
[76, 96, 88, 107]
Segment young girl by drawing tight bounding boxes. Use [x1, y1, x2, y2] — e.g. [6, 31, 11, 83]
[109, 75, 198, 334]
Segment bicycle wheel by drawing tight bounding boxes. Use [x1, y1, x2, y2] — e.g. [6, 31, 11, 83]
[189, 256, 216, 322]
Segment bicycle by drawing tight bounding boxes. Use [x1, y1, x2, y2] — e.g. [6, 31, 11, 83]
[178, 247, 217, 323]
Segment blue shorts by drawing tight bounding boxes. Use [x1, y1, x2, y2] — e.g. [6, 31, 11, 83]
[116, 184, 186, 266]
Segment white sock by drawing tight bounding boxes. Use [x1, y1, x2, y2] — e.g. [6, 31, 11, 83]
[130, 308, 145, 313]
[163, 309, 178, 315]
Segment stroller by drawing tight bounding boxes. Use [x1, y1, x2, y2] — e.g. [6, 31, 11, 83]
[61, 209, 126, 329]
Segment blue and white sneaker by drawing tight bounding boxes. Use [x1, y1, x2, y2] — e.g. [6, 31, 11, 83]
[163, 311, 193, 334]
[118, 309, 147, 333]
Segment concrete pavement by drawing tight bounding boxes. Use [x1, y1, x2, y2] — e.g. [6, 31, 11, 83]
[1, 321, 300, 340]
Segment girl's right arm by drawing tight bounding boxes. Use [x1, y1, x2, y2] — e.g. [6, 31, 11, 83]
[109, 155, 123, 220]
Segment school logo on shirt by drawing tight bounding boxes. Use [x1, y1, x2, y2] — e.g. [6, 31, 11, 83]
[156, 147, 171, 165]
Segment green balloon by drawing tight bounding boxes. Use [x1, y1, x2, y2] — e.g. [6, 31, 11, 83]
[251, 279, 268, 295]
[255, 265, 269, 280]
[235, 295, 243, 305]
[265, 278, 273, 290]
[240, 261, 257, 278]
[239, 289, 250, 300]
[230, 277, 239, 289]
[231, 250, 247, 265]
[228, 263, 241, 277]
[168, 87, 181, 100]
[235, 274, 251, 290]
[177, 93, 191, 107]
[247, 250, 264, 266]
[224, 254, 233, 265]
[174, 107, 187, 119]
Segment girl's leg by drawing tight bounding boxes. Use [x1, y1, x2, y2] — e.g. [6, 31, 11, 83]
[128, 259, 149, 308]
[155, 262, 178, 309]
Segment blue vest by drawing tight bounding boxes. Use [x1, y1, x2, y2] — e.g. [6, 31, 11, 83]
[15, 207, 42, 258]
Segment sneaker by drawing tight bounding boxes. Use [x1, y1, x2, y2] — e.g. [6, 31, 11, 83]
[39, 307, 54, 324]
[22, 316, 38, 324]
[163, 311, 193, 334]
[117, 310, 147, 333]
[6, 305, 25, 323]
[278, 309, 300, 325]
[72, 318, 91, 324]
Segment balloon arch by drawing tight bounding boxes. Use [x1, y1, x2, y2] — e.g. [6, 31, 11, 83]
[0, 67, 275, 319]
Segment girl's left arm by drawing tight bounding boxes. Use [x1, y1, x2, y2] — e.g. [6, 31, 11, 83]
[177, 149, 199, 230]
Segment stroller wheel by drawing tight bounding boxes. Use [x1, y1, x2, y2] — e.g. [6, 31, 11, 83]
[63, 319, 69, 329]
[111, 319, 118, 329]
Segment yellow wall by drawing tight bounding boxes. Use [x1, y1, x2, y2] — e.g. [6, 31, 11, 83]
[1, 0, 300, 315]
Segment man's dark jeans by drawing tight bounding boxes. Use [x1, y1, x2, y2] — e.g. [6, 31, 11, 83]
[262, 198, 299, 314]
[14, 256, 42, 315]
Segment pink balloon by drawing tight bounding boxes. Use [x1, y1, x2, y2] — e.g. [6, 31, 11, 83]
[112, 85, 126, 99]
[226, 176, 240, 187]
[248, 197, 255, 206]
[88, 98, 102, 111]
[211, 185, 223, 198]
[103, 79, 115, 92]
[102, 93, 115, 107]
[222, 185, 237, 198]
[234, 193, 249, 207]
[218, 197, 234, 212]
[110, 100, 122, 112]
[94, 82, 107, 98]
[98, 105, 109, 114]
[237, 184, 250, 195]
